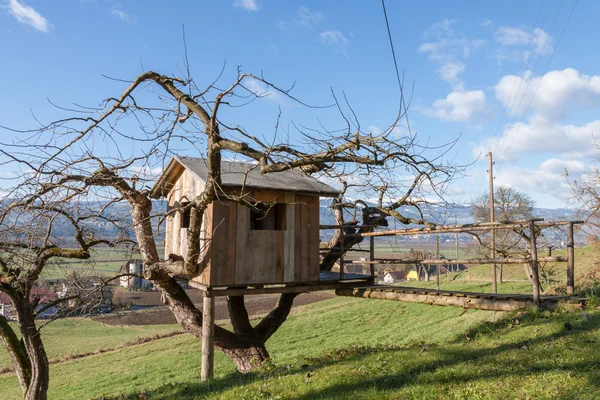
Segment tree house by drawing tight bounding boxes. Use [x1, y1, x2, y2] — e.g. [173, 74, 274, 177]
[150, 156, 339, 289]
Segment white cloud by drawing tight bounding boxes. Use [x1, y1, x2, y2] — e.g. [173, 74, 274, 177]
[243, 78, 285, 105]
[480, 19, 493, 28]
[128, 165, 162, 179]
[6, 0, 51, 32]
[278, 6, 323, 30]
[320, 30, 350, 55]
[438, 62, 465, 91]
[495, 158, 586, 200]
[419, 19, 484, 91]
[425, 90, 486, 122]
[495, 27, 553, 55]
[233, 0, 260, 12]
[419, 19, 485, 62]
[495, 68, 600, 121]
[474, 117, 599, 160]
[110, 5, 136, 25]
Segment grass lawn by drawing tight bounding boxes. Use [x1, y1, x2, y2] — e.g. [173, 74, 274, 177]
[0, 319, 180, 372]
[143, 307, 600, 400]
[0, 297, 498, 399]
[0, 246, 597, 398]
[40, 247, 165, 278]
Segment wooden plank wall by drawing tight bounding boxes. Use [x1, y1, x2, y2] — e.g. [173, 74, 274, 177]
[172, 186, 322, 287]
[165, 168, 206, 264]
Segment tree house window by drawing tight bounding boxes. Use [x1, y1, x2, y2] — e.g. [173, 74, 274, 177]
[250, 203, 286, 231]
[181, 202, 191, 229]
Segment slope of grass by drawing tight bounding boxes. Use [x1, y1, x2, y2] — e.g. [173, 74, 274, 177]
[123, 307, 600, 400]
[0, 318, 179, 372]
[453, 245, 600, 286]
[0, 297, 497, 399]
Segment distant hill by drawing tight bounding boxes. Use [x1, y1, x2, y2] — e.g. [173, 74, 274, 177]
[11, 198, 579, 247]
[318, 199, 582, 245]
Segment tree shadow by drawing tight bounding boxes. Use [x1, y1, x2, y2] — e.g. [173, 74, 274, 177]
[114, 310, 600, 399]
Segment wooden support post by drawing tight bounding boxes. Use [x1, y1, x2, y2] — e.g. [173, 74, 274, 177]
[455, 215, 459, 273]
[489, 152, 497, 294]
[436, 236, 440, 290]
[339, 229, 345, 280]
[529, 221, 541, 308]
[567, 222, 575, 295]
[201, 293, 215, 382]
[369, 236, 375, 278]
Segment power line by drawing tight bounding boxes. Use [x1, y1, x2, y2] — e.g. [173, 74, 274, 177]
[381, 0, 411, 134]
[499, 0, 578, 163]
[490, 0, 548, 157]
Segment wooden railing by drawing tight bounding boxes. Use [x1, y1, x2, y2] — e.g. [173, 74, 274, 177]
[320, 218, 584, 307]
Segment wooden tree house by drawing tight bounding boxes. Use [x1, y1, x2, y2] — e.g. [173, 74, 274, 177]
[151, 156, 370, 293]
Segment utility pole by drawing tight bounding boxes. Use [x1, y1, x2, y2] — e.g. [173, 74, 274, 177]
[455, 215, 459, 273]
[489, 152, 497, 293]
[436, 236, 440, 290]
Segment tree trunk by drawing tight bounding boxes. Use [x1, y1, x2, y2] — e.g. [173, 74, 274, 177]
[221, 339, 270, 374]
[0, 314, 31, 394]
[10, 294, 49, 400]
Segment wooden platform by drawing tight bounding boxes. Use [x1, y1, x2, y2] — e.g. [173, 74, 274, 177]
[191, 272, 374, 297]
[335, 285, 585, 311]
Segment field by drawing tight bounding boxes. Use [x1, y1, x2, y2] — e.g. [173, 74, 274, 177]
[0, 246, 598, 399]
[41, 247, 165, 279]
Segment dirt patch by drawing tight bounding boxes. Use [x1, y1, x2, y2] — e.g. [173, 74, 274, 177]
[95, 291, 336, 326]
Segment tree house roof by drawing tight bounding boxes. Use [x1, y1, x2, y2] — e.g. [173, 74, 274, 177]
[150, 156, 339, 198]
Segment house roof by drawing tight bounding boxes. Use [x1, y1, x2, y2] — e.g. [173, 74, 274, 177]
[0, 287, 57, 305]
[150, 156, 339, 198]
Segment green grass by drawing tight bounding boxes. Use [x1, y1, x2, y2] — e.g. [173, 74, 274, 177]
[141, 307, 600, 400]
[0, 319, 179, 372]
[0, 297, 498, 399]
[40, 247, 165, 278]
[1, 245, 598, 398]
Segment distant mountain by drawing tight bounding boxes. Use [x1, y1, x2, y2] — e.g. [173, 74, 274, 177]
[318, 199, 582, 246]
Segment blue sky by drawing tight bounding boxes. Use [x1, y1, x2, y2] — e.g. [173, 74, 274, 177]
[1, 0, 597, 209]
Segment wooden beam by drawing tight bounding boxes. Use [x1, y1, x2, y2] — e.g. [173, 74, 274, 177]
[335, 287, 579, 312]
[201, 294, 215, 382]
[567, 222, 575, 295]
[350, 256, 567, 265]
[343, 219, 546, 238]
[205, 279, 375, 297]
[530, 221, 541, 308]
[369, 236, 375, 278]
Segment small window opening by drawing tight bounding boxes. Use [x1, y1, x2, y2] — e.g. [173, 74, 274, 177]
[180, 202, 191, 229]
[250, 203, 286, 231]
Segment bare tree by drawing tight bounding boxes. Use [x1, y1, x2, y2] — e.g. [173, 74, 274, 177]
[570, 148, 600, 245]
[1, 66, 464, 379]
[0, 183, 130, 399]
[472, 186, 536, 256]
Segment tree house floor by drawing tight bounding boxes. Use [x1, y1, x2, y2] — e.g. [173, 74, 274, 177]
[335, 285, 586, 311]
[190, 272, 375, 297]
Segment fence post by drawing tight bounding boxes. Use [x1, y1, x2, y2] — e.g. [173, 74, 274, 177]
[529, 220, 541, 308]
[369, 236, 375, 278]
[436, 236, 440, 290]
[567, 222, 575, 295]
[339, 227, 345, 280]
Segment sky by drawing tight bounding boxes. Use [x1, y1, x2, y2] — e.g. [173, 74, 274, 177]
[0, 0, 598, 209]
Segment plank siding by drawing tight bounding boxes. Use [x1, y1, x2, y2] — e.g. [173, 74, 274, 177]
[234, 204, 251, 285]
[172, 181, 323, 286]
[283, 192, 296, 282]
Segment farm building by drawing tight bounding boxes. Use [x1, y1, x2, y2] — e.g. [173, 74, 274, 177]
[0, 287, 58, 320]
[383, 271, 406, 283]
[119, 260, 153, 290]
[150, 156, 340, 288]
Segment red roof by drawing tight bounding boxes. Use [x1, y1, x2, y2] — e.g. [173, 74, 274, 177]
[0, 287, 57, 305]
